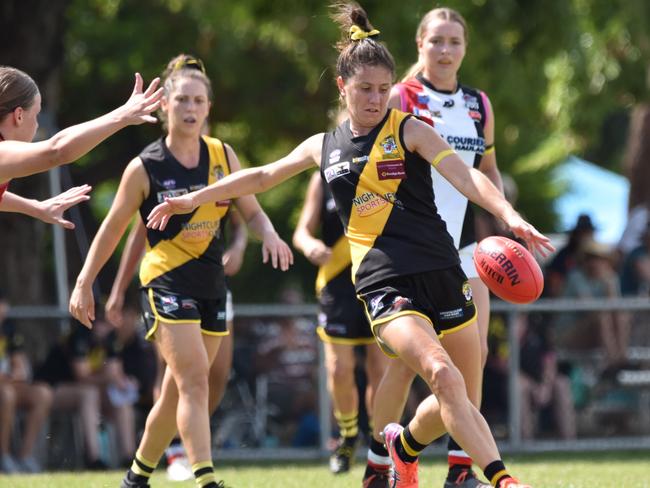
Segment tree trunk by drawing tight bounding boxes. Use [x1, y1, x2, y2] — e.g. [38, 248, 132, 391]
[623, 104, 650, 211]
[0, 0, 69, 304]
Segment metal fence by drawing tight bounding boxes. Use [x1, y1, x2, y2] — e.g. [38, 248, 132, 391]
[7, 297, 650, 461]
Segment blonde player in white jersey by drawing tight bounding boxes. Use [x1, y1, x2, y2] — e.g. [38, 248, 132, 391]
[363, 7, 503, 488]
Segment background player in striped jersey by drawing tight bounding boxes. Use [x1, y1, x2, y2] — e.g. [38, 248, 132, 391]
[293, 170, 388, 474]
[366, 7, 502, 487]
[0, 66, 162, 227]
[69, 55, 292, 488]
[145, 4, 552, 487]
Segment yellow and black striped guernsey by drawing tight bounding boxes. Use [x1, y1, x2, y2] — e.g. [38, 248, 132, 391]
[138, 135, 231, 299]
[315, 179, 355, 301]
[321, 109, 459, 292]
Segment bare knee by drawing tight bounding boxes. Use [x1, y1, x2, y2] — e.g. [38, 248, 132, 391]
[176, 367, 209, 400]
[423, 358, 465, 402]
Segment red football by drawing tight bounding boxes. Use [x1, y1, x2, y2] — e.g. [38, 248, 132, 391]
[472, 236, 544, 304]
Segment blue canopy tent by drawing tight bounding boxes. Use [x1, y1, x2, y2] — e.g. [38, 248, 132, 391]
[553, 156, 630, 245]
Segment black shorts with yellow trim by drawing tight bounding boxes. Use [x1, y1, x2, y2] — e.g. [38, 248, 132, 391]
[357, 266, 477, 357]
[317, 292, 374, 345]
[141, 288, 229, 341]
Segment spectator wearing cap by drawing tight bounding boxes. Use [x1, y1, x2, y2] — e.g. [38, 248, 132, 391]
[545, 214, 597, 297]
[561, 239, 630, 368]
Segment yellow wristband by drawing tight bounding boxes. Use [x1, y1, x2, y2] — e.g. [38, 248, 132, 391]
[431, 149, 456, 167]
[484, 145, 495, 155]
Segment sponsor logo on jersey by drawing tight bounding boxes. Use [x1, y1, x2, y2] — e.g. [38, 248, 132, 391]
[352, 192, 401, 217]
[189, 184, 206, 192]
[380, 135, 399, 158]
[390, 296, 412, 313]
[156, 188, 188, 203]
[463, 94, 479, 111]
[329, 149, 341, 164]
[160, 295, 179, 313]
[440, 308, 463, 320]
[468, 110, 482, 122]
[352, 155, 369, 164]
[445, 135, 485, 154]
[443, 99, 455, 108]
[162, 179, 176, 189]
[324, 161, 350, 182]
[369, 295, 384, 316]
[180, 220, 221, 242]
[417, 93, 430, 105]
[377, 159, 406, 180]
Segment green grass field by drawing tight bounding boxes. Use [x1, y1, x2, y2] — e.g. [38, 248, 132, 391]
[0, 451, 648, 488]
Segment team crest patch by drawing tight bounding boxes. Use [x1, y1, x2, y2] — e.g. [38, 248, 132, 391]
[462, 282, 473, 302]
[380, 135, 399, 157]
[212, 166, 225, 180]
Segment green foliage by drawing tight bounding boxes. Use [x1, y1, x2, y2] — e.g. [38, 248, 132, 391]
[59, 0, 649, 301]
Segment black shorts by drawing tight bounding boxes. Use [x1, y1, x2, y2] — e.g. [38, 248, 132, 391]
[141, 288, 229, 341]
[317, 294, 374, 345]
[357, 266, 477, 357]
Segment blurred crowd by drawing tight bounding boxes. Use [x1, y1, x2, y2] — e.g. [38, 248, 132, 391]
[1, 204, 650, 474]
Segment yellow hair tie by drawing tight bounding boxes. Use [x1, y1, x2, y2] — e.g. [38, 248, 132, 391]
[431, 149, 456, 167]
[350, 25, 380, 41]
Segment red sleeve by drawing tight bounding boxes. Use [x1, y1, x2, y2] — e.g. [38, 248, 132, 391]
[0, 182, 9, 204]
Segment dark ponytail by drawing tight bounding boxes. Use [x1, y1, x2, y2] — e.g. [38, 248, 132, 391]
[330, 2, 395, 81]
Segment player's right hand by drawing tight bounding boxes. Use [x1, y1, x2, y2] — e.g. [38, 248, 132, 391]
[69, 283, 95, 329]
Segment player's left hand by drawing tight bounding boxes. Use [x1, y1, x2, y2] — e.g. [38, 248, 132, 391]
[504, 212, 555, 257]
[261, 231, 294, 271]
[146, 194, 196, 230]
[37, 184, 92, 229]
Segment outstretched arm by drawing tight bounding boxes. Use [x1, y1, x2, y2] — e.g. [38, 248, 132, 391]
[70, 159, 148, 328]
[292, 171, 331, 266]
[404, 117, 553, 256]
[147, 133, 323, 230]
[0, 73, 163, 180]
[225, 144, 294, 271]
[0, 184, 91, 228]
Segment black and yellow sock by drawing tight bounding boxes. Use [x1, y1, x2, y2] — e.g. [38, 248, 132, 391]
[126, 451, 157, 484]
[334, 410, 359, 440]
[395, 425, 427, 463]
[483, 460, 511, 487]
[192, 460, 220, 487]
